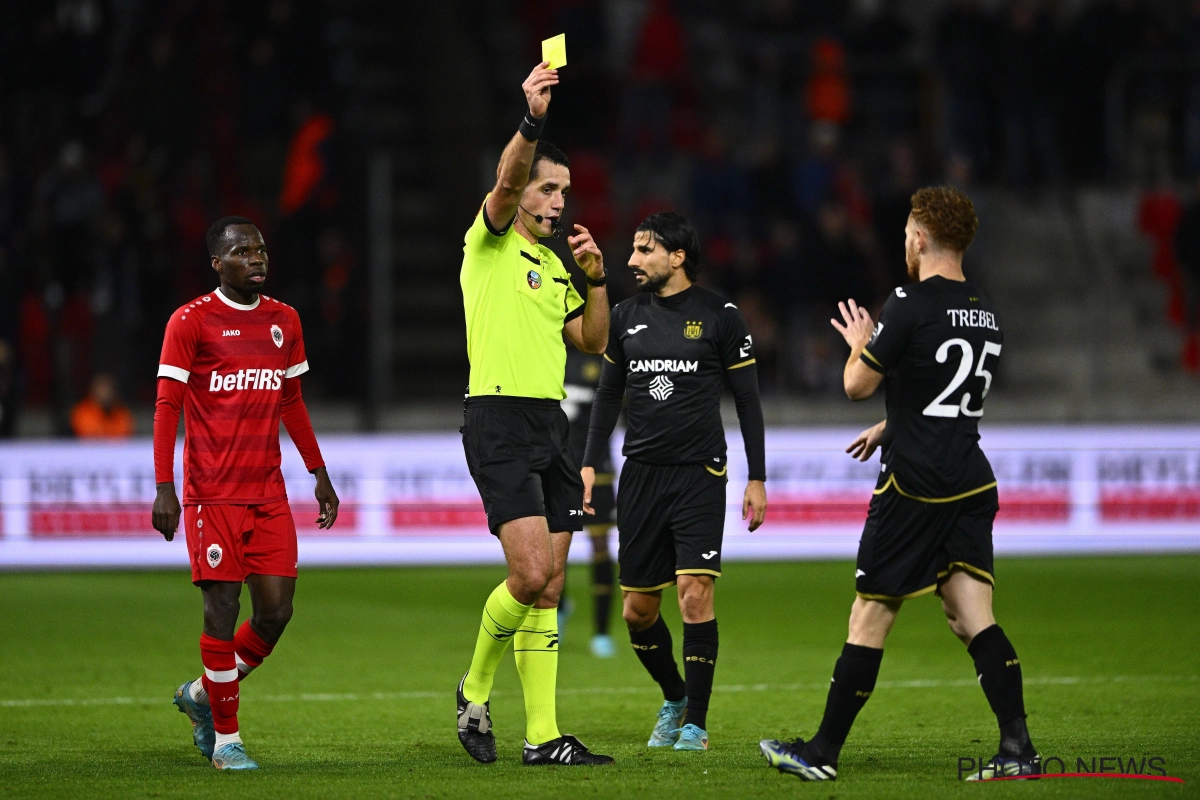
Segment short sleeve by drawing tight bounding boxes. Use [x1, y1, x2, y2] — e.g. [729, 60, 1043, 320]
[157, 310, 199, 383]
[602, 306, 625, 366]
[284, 309, 309, 379]
[563, 279, 585, 323]
[464, 194, 513, 253]
[719, 304, 756, 370]
[860, 287, 920, 373]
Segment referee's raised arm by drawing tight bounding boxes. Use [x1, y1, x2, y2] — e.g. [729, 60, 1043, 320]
[485, 62, 558, 232]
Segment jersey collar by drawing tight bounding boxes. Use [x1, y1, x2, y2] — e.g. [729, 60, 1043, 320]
[213, 288, 261, 310]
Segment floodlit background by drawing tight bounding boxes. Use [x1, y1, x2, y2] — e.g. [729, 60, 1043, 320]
[0, 0, 1199, 564]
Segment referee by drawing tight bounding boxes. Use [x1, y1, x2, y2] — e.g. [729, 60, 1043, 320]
[582, 212, 768, 753]
[455, 61, 613, 767]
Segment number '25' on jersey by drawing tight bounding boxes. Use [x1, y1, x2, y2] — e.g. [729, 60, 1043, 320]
[860, 276, 1003, 500]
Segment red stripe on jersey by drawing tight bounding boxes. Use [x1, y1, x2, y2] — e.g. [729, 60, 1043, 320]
[159, 293, 311, 504]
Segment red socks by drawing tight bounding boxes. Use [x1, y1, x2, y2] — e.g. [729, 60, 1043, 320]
[200, 634, 240, 734]
[234, 621, 275, 680]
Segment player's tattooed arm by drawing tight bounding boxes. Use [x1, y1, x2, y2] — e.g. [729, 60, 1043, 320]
[312, 466, 339, 530]
[485, 62, 559, 231]
[847, 420, 887, 462]
[831, 298, 884, 401]
[152, 483, 181, 541]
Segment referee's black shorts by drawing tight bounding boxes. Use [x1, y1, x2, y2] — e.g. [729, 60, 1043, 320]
[461, 397, 584, 535]
[855, 485, 998, 601]
[616, 459, 727, 592]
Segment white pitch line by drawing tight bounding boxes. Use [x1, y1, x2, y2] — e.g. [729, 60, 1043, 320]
[2, 674, 1194, 709]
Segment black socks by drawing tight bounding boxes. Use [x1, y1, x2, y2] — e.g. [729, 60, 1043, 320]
[968, 624, 1034, 757]
[629, 615, 686, 702]
[808, 643, 884, 766]
[682, 619, 718, 731]
[591, 558, 614, 636]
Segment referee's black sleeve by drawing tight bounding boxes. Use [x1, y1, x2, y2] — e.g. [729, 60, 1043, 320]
[727, 364, 766, 481]
[583, 354, 625, 469]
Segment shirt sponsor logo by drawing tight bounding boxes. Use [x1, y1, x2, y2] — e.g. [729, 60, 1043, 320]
[648, 374, 674, 400]
[527, 269, 542, 290]
[209, 369, 284, 392]
[271, 324, 284, 348]
[222, 330, 240, 337]
[684, 320, 703, 339]
[628, 359, 698, 373]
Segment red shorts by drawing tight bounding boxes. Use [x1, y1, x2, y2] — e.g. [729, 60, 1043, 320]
[183, 499, 298, 584]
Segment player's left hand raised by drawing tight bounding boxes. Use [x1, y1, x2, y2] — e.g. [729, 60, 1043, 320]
[743, 479, 767, 532]
[312, 466, 339, 529]
[568, 224, 605, 281]
[831, 298, 875, 351]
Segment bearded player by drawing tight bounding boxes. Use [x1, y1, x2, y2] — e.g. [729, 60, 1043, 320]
[151, 216, 339, 770]
[760, 187, 1038, 781]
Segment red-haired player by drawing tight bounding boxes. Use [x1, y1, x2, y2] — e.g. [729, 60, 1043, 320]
[151, 216, 339, 770]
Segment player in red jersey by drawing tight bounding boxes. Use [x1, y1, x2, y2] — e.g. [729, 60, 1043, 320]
[151, 216, 339, 770]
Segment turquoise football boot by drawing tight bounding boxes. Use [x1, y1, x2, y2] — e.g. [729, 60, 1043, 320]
[589, 634, 616, 659]
[212, 742, 259, 770]
[673, 723, 709, 751]
[647, 697, 688, 747]
[173, 680, 215, 760]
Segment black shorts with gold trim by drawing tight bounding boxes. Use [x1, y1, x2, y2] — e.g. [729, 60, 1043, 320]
[855, 476, 998, 601]
[616, 458, 727, 592]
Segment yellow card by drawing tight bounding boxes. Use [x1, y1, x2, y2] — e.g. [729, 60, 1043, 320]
[542, 33, 567, 69]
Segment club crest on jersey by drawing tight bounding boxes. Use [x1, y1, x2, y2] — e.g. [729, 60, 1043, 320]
[270, 324, 284, 348]
[527, 269, 542, 290]
[206, 543, 223, 569]
[684, 320, 702, 339]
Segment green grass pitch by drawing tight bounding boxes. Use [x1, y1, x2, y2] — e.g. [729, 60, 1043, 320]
[1, 556, 1197, 799]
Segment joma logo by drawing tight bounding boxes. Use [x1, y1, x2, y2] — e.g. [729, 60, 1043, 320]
[223, 330, 240, 337]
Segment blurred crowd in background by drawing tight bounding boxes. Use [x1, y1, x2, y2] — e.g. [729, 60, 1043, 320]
[0, 0, 362, 436]
[1, 0, 1199, 436]
[498, 0, 1200, 393]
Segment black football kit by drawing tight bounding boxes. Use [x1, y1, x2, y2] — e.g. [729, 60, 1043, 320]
[563, 347, 616, 525]
[856, 276, 1004, 599]
[583, 286, 766, 592]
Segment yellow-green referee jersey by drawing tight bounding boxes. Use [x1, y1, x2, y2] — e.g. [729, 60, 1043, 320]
[461, 197, 585, 400]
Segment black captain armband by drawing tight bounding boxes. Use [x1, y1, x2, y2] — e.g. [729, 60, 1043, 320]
[519, 112, 546, 142]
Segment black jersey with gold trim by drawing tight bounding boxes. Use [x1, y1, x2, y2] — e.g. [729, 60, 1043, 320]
[861, 276, 1003, 500]
[596, 286, 755, 467]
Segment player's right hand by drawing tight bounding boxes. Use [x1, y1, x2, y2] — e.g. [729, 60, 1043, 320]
[580, 466, 596, 515]
[523, 61, 558, 119]
[846, 420, 887, 462]
[152, 482, 181, 541]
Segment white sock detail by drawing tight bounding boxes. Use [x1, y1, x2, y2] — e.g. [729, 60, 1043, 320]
[214, 731, 242, 749]
[235, 653, 256, 677]
[189, 679, 209, 704]
[204, 667, 239, 683]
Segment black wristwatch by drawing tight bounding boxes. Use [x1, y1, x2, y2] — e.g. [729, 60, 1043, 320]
[585, 271, 607, 287]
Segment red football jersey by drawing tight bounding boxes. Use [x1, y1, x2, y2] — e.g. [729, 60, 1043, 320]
[158, 289, 310, 504]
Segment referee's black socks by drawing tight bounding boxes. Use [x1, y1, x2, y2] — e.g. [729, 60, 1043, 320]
[629, 615, 686, 702]
[682, 619, 718, 730]
[968, 624, 1035, 757]
[808, 643, 883, 766]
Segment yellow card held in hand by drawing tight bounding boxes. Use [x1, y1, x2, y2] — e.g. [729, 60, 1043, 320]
[542, 34, 567, 69]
